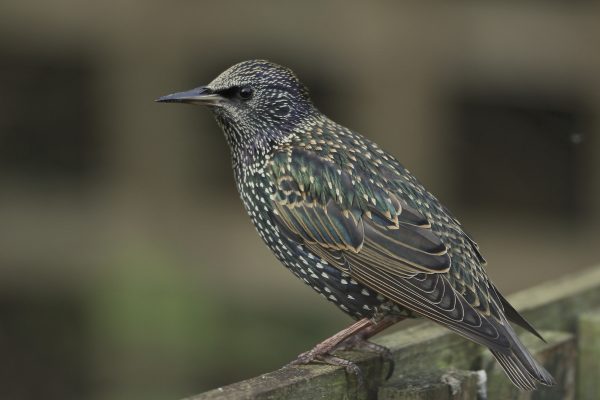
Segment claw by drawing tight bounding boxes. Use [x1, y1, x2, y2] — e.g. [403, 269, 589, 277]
[285, 351, 313, 367]
[337, 336, 395, 380]
[286, 350, 365, 389]
[318, 354, 364, 388]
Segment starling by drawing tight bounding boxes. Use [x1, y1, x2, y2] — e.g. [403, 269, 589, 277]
[157, 60, 555, 390]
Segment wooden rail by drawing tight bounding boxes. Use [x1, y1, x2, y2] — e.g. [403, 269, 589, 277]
[184, 265, 600, 400]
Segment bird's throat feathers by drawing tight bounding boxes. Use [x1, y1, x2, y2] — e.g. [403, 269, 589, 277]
[214, 110, 310, 171]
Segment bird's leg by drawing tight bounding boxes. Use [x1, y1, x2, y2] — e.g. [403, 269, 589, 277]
[336, 315, 404, 379]
[338, 315, 403, 349]
[286, 317, 373, 380]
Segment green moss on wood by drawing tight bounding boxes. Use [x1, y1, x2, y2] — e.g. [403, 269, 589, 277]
[577, 308, 600, 400]
[378, 370, 482, 400]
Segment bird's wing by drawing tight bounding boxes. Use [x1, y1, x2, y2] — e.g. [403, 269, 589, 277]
[267, 147, 513, 352]
[269, 147, 451, 278]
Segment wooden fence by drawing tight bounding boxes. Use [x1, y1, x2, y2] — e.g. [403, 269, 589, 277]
[184, 265, 600, 400]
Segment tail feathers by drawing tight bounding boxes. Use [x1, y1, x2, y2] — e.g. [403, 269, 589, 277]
[490, 325, 556, 390]
[491, 349, 555, 390]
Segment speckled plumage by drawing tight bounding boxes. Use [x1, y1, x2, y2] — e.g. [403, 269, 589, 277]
[157, 60, 555, 390]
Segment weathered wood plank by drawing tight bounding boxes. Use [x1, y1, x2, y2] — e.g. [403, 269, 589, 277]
[577, 308, 600, 400]
[184, 364, 350, 400]
[187, 265, 600, 400]
[186, 324, 483, 400]
[378, 370, 484, 400]
[482, 330, 576, 400]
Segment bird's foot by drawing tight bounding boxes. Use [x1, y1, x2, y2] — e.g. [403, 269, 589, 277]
[287, 350, 364, 387]
[336, 335, 395, 379]
[285, 318, 373, 386]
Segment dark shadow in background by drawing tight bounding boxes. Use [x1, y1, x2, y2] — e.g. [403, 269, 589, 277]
[0, 49, 101, 185]
[449, 89, 593, 222]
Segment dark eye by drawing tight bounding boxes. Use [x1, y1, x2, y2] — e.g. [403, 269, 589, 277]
[239, 86, 254, 100]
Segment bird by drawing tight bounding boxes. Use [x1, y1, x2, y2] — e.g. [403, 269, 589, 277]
[156, 59, 555, 390]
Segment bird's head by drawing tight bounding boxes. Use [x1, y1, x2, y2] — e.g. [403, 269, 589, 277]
[157, 60, 317, 161]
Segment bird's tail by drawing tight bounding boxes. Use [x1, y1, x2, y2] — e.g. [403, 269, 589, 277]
[490, 324, 556, 390]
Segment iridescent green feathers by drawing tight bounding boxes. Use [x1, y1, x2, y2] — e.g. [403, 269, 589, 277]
[270, 147, 450, 276]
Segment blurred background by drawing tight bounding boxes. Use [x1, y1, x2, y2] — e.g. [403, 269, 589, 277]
[1, 2, 599, 400]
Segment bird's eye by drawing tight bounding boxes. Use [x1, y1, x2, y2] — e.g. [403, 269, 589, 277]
[239, 86, 254, 100]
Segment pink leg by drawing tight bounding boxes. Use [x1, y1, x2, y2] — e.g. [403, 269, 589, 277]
[286, 315, 404, 383]
[340, 315, 404, 346]
[287, 318, 373, 367]
[336, 315, 405, 379]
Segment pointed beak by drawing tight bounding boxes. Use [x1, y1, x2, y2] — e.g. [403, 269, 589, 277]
[155, 86, 224, 106]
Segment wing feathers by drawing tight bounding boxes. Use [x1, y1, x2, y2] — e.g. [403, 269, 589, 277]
[349, 263, 512, 351]
[496, 290, 546, 342]
[273, 172, 450, 275]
